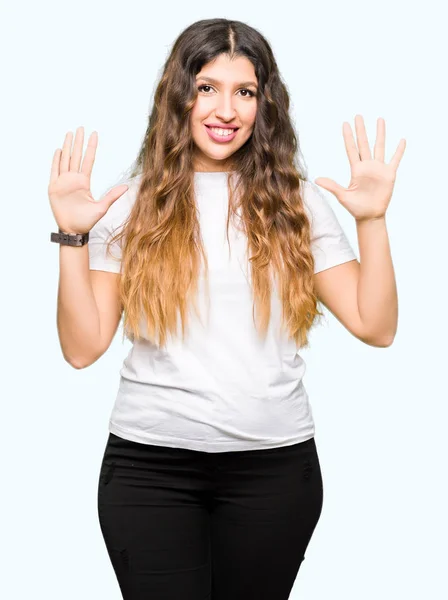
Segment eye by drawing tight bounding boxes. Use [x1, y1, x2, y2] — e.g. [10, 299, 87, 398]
[238, 89, 256, 98]
[197, 85, 256, 98]
[197, 84, 214, 94]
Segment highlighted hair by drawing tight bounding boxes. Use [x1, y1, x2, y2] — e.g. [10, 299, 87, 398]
[107, 18, 323, 349]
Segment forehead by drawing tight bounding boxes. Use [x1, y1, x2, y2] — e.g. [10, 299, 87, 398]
[196, 54, 257, 85]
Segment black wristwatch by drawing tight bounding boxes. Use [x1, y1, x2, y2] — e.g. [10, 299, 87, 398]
[50, 228, 90, 247]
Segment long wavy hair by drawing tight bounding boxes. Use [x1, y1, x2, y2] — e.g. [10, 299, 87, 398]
[106, 18, 324, 349]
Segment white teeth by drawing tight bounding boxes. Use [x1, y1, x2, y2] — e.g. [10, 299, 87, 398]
[209, 127, 235, 136]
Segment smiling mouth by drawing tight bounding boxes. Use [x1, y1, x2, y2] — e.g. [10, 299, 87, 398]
[205, 125, 239, 136]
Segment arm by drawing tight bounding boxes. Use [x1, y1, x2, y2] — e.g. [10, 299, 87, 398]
[57, 244, 122, 368]
[313, 115, 405, 347]
[57, 244, 101, 368]
[314, 216, 397, 348]
[356, 216, 397, 344]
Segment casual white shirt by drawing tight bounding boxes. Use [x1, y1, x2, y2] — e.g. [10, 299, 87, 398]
[88, 172, 357, 452]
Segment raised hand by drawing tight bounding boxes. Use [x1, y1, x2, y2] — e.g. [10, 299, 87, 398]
[314, 115, 406, 222]
[48, 126, 129, 234]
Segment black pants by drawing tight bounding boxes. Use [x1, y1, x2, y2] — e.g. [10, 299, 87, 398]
[97, 432, 324, 599]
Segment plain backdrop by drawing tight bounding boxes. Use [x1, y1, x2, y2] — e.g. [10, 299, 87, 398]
[2, 0, 447, 598]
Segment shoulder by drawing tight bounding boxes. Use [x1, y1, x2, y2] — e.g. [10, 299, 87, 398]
[299, 179, 337, 236]
[299, 179, 353, 246]
[300, 179, 332, 219]
[100, 173, 143, 228]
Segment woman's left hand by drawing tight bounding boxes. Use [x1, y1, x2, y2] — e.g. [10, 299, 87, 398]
[314, 115, 406, 222]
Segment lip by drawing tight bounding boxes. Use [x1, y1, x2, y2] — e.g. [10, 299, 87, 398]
[204, 124, 239, 143]
[204, 123, 239, 129]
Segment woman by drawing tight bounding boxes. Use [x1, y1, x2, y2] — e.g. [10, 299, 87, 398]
[49, 17, 405, 600]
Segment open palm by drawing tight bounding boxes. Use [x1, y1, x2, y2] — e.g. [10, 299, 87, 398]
[48, 127, 128, 234]
[315, 115, 406, 222]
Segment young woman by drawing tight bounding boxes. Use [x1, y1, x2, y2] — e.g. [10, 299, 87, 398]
[49, 17, 405, 600]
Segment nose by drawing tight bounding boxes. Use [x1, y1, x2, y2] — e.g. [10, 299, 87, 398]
[214, 92, 237, 122]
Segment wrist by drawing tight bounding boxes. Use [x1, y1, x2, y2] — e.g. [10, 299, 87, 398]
[355, 215, 386, 224]
[58, 227, 89, 235]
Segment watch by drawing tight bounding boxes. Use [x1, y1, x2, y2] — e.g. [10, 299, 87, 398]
[50, 228, 90, 247]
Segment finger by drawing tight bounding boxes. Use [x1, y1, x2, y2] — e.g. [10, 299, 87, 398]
[343, 122, 361, 169]
[70, 126, 85, 172]
[80, 131, 98, 178]
[354, 114, 372, 161]
[374, 117, 385, 162]
[314, 177, 346, 197]
[49, 148, 62, 185]
[100, 184, 129, 211]
[389, 139, 406, 171]
[60, 131, 73, 174]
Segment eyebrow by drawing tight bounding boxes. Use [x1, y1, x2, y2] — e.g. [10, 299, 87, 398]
[196, 75, 258, 89]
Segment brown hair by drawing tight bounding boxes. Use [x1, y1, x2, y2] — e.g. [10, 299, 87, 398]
[107, 18, 323, 349]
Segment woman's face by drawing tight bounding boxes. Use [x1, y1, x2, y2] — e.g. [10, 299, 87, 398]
[190, 53, 258, 172]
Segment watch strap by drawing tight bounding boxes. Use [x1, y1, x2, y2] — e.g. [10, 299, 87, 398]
[50, 229, 90, 246]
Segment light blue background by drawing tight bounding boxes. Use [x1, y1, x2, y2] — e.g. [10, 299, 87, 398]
[2, 0, 447, 598]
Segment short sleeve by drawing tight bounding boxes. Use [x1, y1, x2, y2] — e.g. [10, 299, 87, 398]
[301, 180, 358, 274]
[88, 176, 139, 273]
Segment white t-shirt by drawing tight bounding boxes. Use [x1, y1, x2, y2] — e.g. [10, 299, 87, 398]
[88, 172, 357, 452]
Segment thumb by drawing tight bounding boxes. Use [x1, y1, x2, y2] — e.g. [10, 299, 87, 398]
[100, 184, 129, 211]
[314, 177, 345, 197]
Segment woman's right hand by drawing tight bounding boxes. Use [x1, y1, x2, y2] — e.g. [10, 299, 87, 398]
[48, 126, 129, 235]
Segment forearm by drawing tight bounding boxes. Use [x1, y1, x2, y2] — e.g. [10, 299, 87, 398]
[356, 216, 398, 344]
[57, 244, 102, 368]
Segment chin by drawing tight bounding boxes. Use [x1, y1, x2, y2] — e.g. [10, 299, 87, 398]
[207, 152, 233, 162]
[197, 150, 234, 163]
